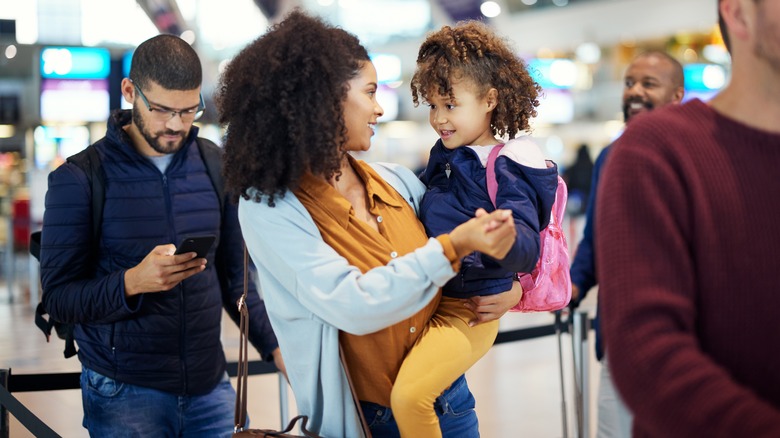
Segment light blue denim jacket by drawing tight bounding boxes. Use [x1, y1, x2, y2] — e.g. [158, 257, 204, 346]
[238, 162, 458, 437]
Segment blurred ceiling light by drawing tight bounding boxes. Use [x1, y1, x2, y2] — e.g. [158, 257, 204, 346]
[5, 44, 17, 59]
[702, 65, 726, 90]
[480, 1, 501, 18]
[0, 125, 15, 138]
[521, 0, 537, 4]
[703, 44, 730, 64]
[575, 42, 601, 64]
[180, 30, 196, 45]
[683, 48, 698, 63]
[552, 0, 569, 6]
[371, 53, 402, 83]
[549, 59, 577, 88]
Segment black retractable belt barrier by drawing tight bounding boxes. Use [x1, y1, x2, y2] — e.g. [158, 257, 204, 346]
[1, 318, 594, 438]
[0, 369, 60, 438]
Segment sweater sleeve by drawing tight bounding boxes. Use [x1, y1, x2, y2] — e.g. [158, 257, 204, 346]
[596, 127, 780, 437]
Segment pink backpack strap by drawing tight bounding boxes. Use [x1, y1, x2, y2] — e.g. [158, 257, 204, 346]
[550, 174, 568, 226]
[485, 144, 504, 207]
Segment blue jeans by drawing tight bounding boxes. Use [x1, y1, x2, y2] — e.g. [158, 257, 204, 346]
[80, 366, 239, 437]
[361, 374, 479, 437]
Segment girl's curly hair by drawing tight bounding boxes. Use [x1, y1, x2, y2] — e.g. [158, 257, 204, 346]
[410, 21, 541, 140]
[215, 10, 369, 206]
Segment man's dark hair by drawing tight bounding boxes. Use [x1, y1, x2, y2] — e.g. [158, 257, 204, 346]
[129, 34, 202, 90]
[718, 0, 731, 53]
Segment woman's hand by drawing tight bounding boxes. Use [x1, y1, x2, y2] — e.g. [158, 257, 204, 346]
[449, 208, 516, 260]
[465, 281, 523, 326]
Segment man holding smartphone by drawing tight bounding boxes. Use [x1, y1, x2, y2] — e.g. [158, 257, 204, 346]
[39, 35, 282, 437]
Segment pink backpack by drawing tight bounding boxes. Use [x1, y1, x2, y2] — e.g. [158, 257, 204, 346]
[486, 144, 572, 312]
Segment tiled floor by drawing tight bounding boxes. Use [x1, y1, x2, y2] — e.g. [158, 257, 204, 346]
[1, 253, 601, 437]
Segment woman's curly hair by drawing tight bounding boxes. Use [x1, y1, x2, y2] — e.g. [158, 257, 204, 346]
[215, 10, 369, 206]
[410, 20, 541, 140]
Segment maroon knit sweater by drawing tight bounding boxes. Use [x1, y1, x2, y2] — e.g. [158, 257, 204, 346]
[596, 99, 780, 437]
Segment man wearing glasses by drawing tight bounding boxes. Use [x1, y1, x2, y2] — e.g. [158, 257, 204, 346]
[39, 34, 282, 437]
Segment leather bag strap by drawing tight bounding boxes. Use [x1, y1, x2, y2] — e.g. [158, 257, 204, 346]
[235, 244, 371, 437]
[339, 342, 373, 438]
[234, 246, 251, 433]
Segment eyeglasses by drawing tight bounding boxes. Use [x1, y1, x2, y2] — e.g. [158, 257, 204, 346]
[130, 80, 205, 123]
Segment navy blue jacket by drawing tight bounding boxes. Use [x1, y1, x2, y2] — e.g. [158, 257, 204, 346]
[40, 110, 278, 395]
[419, 140, 558, 298]
[569, 144, 611, 359]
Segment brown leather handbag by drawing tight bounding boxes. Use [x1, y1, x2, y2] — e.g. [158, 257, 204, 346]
[232, 247, 372, 438]
[232, 248, 322, 438]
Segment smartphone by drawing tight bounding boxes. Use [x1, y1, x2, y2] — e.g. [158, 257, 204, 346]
[174, 235, 216, 259]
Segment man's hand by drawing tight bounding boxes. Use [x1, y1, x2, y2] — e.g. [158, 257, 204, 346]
[124, 244, 206, 297]
[571, 284, 581, 304]
[450, 209, 516, 260]
[272, 347, 287, 381]
[465, 281, 523, 326]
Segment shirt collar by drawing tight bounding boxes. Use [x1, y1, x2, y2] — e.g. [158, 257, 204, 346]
[353, 156, 404, 210]
[295, 155, 404, 229]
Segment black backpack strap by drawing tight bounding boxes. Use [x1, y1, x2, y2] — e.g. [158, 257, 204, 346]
[34, 302, 54, 341]
[67, 145, 105, 241]
[196, 137, 225, 212]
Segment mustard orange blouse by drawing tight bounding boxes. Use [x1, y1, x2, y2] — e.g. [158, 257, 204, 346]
[294, 156, 459, 406]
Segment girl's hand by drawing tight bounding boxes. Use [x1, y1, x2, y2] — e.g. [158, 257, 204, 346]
[464, 281, 523, 326]
[449, 209, 516, 259]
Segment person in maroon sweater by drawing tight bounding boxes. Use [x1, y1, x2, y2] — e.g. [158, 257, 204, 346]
[595, 0, 780, 437]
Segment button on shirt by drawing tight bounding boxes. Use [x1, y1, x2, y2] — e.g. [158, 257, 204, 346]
[294, 156, 459, 407]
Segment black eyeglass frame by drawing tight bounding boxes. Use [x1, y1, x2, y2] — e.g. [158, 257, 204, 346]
[129, 79, 205, 122]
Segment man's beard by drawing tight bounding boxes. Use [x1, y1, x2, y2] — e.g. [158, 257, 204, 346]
[622, 97, 654, 123]
[132, 107, 187, 155]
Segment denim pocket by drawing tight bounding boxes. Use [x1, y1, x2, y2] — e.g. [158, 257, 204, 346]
[438, 375, 476, 417]
[83, 367, 123, 398]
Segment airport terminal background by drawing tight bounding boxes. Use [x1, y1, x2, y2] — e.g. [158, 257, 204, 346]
[0, 0, 724, 436]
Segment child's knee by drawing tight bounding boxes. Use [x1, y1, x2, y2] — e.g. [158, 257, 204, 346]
[391, 382, 427, 416]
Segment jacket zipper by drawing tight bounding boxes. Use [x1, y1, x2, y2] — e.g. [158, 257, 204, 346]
[162, 173, 187, 394]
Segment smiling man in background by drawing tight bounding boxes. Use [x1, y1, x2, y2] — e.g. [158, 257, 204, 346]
[568, 50, 684, 438]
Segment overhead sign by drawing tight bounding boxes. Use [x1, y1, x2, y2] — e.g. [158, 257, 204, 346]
[40, 46, 111, 79]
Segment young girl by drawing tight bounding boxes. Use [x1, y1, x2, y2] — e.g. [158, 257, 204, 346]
[390, 21, 560, 437]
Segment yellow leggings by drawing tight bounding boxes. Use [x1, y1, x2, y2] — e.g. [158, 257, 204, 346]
[391, 296, 499, 438]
